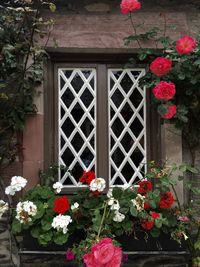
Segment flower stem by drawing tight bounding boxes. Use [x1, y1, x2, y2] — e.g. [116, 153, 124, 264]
[97, 201, 108, 240]
[129, 13, 142, 49]
[171, 184, 182, 211]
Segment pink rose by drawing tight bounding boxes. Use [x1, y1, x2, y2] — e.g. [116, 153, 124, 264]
[150, 57, 172, 77]
[83, 252, 100, 267]
[152, 81, 176, 101]
[120, 0, 141, 14]
[105, 246, 122, 267]
[161, 105, 177, 119]
[83, 238, 122, 267]
[92, 238, 115, 264]
[176, 36, 196, 55]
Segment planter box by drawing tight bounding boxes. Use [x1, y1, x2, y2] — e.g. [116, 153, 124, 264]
[19, 232, 190, 267]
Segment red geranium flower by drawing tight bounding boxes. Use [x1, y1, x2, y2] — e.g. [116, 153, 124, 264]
[153, 81, 176, 101]
[138, 181, 152, 194]
[161, 104, 177, 119]
[176, 36, 196, 55]
[141, 220, 154, 230]
[159, 192, 174, 209]
[150, 57, 172, 77]
[79, 171, 95, 185]
[151, 212, 160, 219]
[120, 0, 141, 14]
[144, 202, 150, 209]
[53, 196, 70, 214]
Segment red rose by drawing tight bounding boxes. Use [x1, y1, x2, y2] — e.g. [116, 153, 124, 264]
[79, 171, 95, 185]
[153, 81, 176, 101]
[141, 220, 154, 230]
[120, 0, 141, 14]
[144, 202, 150, 209]
[151, 212, 160, 219]
[150, 57, 172, 77]
[159, 192, 174, 209]
[176, 36, 196, 55]
[161, 104, 177, 119]
[53, 196, 70, 214]
[138, 181, 152, 194]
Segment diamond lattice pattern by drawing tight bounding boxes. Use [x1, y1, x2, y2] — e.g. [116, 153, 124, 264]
[58, 69, 96, 186]
[108, 69, 146, 186]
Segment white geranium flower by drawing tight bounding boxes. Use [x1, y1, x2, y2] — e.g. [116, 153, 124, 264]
[71, 202, 79, 211]
[0, 200, 9, 219]
[11, 176, 27, 191]
[108, 198, 120, 211]
[113, 210, 125, 222]
[53, 182, 63, 193]
[131, 194, 145, 212]
[89, 178, 106, 192]
[16, 201, 37, 224]
[52, 214, 72, 234]
[5, 185, 16, 196]
[5, 176, 27, 196]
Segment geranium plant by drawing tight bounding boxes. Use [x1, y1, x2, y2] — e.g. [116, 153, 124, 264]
[0, 162, 198, 266]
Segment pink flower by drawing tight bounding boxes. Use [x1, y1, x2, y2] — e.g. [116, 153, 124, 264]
[122, 253, 129, 262]
[105, 246, 122, 267]
[178, 216, 190, 222]
[83, 238, 122, 267]
[176, 36, 196, 55]
[83, 252, 100, 267]
[65, 249, 75, 261]
[150, 57, 172, 77]
[153, 81, 176, 101]
[120, 0, 141, 14]
[161, 105, 177, 119]
[92, 238, 115, 264]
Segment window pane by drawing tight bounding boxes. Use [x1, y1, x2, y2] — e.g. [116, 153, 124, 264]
[108, 69, 146, 186]
[58, 68, 96, 187]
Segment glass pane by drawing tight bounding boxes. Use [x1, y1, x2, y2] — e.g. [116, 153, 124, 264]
[109, 69, 146, 186]
[58, 68, 96, 186]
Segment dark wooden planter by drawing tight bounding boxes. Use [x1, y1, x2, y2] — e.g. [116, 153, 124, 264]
[19, 231, 191, 267]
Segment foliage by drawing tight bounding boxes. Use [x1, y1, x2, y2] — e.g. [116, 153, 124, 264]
[125, 12, 200, 162]
[9, 163, 200, 266]
[0, 0, 54, 166]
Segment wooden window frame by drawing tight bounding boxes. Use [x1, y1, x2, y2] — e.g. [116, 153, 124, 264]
[44, 49, 161, 191]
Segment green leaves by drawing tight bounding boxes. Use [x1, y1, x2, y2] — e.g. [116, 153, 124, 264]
[53, 232, 68, 245]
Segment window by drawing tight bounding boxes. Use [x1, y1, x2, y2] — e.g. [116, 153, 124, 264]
[44, 53, 161, 191]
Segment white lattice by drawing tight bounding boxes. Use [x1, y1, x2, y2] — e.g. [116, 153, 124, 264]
[108, 69, 146, 186]
[58, 68, 96, 187]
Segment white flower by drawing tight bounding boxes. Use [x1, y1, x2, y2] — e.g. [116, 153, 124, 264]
[89, 178, 106, 192]
[0, 200, 9, 219]
[5, 185, 16, 196]
[131, 194, 145, 212]
[5, 176, 27, 196]
[52, 214, 72, 234]
[108, 198, 120, 211]
[113, 211, 125, 222]
[53, 182, 63, 193]
[107, 189, 113, 198]
[16, 201, 37, 224]
[11, 176, 27, 191]
[71, 202, 79, 211]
